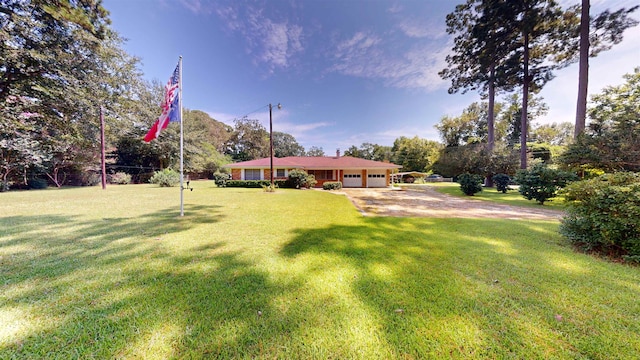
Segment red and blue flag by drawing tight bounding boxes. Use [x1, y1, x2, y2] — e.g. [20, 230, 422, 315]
[144, 63, 181, 142]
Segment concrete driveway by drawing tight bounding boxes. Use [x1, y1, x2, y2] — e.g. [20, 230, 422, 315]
[338, 187, 563, 220]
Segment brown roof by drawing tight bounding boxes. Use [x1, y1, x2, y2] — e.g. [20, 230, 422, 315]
[225, 156, 401, 170]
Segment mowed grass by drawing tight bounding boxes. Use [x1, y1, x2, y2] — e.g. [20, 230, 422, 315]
[1, 182, 638, 359]
[424, 182, 567, 210]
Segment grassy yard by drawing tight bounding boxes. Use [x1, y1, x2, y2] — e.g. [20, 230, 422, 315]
[422, 182, 567, 210]
[1, 182, 638, 359]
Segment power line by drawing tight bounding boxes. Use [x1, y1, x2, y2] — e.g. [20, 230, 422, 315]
[226, 104, 269, 123]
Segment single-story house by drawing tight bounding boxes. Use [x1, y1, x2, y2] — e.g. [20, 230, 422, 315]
[225, 151, 401, 188]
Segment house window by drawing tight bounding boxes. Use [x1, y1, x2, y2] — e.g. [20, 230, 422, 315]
[245, 169, 261, 180]
[276, 169, 285, 177]
[344, 174, 361, 178]
[368, 174, 385, 178]
[308, 170, 333, 180]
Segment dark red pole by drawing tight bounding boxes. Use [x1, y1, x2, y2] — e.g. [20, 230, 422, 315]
[269, 104, 274, 188]
[100, 107, 106, 189]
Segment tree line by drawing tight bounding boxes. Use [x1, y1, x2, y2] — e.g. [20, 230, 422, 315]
[1, 1, 638, 190]
[0, 1, 334, 188]
[439, 0, 637, 172]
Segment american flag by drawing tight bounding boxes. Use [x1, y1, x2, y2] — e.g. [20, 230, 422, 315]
[144, 62, 181, 142]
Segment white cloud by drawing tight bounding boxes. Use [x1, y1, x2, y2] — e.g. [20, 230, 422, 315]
[397, 18, 446, 39]
[205, 111, 239, 126]
[179, 0, 215, 14]
[214, 4, 304, 73]
[387, 3, 403, 14]
[206, 108, 332, 146]
[329, 31, 450, 91]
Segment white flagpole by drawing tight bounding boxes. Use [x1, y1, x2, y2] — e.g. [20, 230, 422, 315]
[179, 56, 184, 217]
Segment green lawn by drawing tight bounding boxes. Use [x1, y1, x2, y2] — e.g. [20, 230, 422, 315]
[1, 182, 638, 359]
[419, 182, 567, 210]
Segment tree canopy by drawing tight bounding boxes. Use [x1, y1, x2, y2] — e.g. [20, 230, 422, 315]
[560, 68, 640, 173]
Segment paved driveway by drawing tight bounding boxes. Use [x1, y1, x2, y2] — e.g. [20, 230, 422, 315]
[338, 187, 563, 220]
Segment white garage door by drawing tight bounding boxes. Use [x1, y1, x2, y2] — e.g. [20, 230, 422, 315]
[367, 172, 387, 188]
[343, 173, 362, 187]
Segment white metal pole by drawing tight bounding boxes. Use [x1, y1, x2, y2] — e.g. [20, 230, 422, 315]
[179, 56, 184, 216]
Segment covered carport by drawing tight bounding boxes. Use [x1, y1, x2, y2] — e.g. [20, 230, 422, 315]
[390, 171, 429, 184]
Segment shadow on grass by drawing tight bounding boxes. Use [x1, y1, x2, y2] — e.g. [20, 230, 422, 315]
[280, 217, 640, 358]
[0, 204, 312, 358]
[2, 212, 638, 358]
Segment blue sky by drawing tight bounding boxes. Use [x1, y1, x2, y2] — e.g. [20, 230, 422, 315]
[104, 0, 640, 153]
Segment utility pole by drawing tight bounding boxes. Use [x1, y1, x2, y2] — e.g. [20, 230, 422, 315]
[100, 106, 106, 190]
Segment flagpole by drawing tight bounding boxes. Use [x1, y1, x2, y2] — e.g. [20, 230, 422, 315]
[179, 56, 184, 217]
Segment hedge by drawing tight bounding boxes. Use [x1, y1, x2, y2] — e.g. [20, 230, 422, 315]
[225, 180, 289, 188]
[560, 172, 640, 262]
[322, 181, 342, 190]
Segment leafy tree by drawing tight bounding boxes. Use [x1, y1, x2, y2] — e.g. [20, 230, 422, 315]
[112, 79, 177, 181]
[433, 141, 519, 181]
[115, 127, 178, 181]
[531, 122, 573, 146]
[431, 143, 489, 178]
[0, 135, 49, 190]
[343, 143, 392, 161]
[391, 136, 441, 172]
[273, 131, 305, 157]
[455, 0, 583, 169]
[181, 109, 232, 177]
[497, 93, 548, 148]
[306, 146, 325, 157]
[436, 102, 489, 147]
[487, 143, 521, 176]
[343, 145, 362, 158]
[560, 68, 640, 172]
[0, 0, 109, 105]
[0, 1, 151, 187]
[370, 143, 393, 162]
[226, 118, 268, 161]
[506, 0, 568, 169]
[440, 0, 520, 154]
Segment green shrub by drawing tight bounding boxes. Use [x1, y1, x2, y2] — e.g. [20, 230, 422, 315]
[80, 172, 101, 186]
[149, 168, 181, 187]
[323, 181, 342, 190]
[28, 177, 48, 189]
[109, 172, 131, 185]
[492, 173, 511, 193]
[515, 164, 577, 204]
[306, 175, 317, 188]
[225, 180, 288, 188]
[287, 169, 316, 189]
[213, 172, 229, 187]
[560, 172, 640, 262]
[458, 173, 483, 196]
[226, 180, 265, 188]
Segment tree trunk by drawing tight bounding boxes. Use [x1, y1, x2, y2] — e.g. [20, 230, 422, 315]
[486, 65, 496, 187]
[488, 66, 496, 152]
[575, 0, 590, 138]
[521, 31, 530, 170]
